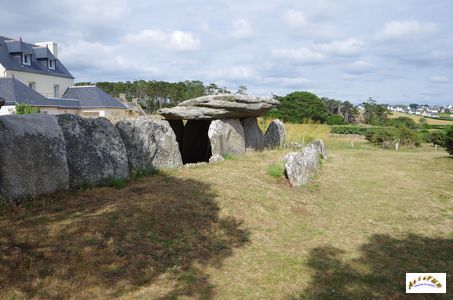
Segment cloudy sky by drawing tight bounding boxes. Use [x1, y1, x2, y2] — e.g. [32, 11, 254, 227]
[1, 0, 452, 104]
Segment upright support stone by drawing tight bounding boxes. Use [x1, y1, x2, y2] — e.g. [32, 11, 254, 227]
[57, 114, 129, 188]
[182, 120, 212, 164]
[116, 117, 183, 172]
[0, 114, 69, 201]
[264, 119, 286, 148]
[241, 117, 264, 151]
[208, 119, 246, 158]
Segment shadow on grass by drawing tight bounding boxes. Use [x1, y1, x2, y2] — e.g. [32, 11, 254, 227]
[295, 234, 452, 299]
[0, 174, 250, 299]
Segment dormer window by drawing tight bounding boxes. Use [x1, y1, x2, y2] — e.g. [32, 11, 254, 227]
[22, 54, 31, 66]
[48, 59, 55, 70]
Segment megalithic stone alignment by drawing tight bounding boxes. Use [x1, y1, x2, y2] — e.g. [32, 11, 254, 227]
[0, 94, 286, 202]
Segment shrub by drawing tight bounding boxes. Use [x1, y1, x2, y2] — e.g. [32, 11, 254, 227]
[326, 114, 347, 125]
[426, 130, 446, 146]
[267, 162, 285, 178]
[365, 127, 421, 148]
[445, 126, 453, 155]
[384, 117, 418, 130]
[331, 126, 377, 136]
[15, 103, 40, 114]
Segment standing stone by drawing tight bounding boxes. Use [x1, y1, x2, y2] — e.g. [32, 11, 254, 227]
[310, 139, 328, 159]
[182, 120, 212, 164]
[284, 144, 319, 187]
[264, 119, 286, 148]
[208, 119, 245, 158]
[241, 117, 264, 151]
[0, 114, 69, 201]
[57, 114, 129, 188]
[0, 97, 5, 109]
[116, 117, 183, 172]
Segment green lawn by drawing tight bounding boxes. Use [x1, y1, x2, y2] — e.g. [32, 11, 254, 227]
[0, 135, 452, 299]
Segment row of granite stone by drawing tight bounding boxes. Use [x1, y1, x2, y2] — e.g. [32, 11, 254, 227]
[0, 113, 287, 202]
[0, 114, 182, 201]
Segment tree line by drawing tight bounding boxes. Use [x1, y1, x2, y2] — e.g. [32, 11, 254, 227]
[75, 80, 233, 113]
[78, 80, 392, 125]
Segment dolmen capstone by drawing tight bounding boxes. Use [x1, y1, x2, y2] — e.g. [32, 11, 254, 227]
[57, 114, 129, 188]
[158, 94, 281, 163]
[116, 117, 183, 173]
[284, 140, 327, 187]
[0, 114, 69, 201]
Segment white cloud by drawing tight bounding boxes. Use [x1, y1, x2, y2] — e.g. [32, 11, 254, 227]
[122, 29, 200, 51]
[206, 65, 255, 81]
[376, 20, 438, 40]
[282, 9, 308, 27]
[315, 38, 364, 56]
[262, 76, 309, 87]
[342, 60, 374, 74]
[272, 47, 325, 63]
[429, 76, 449, 83]
[168, 31, 201, 51]
[281, 9, 339, 40]
[230, 19, 254, 39]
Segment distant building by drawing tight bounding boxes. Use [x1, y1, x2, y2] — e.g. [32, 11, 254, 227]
[0, 36, 127, 117]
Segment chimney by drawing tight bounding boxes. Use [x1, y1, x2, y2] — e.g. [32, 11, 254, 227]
[35, 41, 58, 58]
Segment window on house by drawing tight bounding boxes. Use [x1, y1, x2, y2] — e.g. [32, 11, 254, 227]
[28, 82, 36, 90]
[53, 84, 60, 98]
[22, 54, 31, 66]
[48, 59, 55, 70]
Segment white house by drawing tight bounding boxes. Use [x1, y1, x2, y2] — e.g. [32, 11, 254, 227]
[0, 36, 128, 117]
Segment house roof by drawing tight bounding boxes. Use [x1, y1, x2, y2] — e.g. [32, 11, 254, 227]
[63, 86, 128, 109]
[0, 36, 74, 79]
[0, 77, 80, 108]
[33, 46, 57, 61]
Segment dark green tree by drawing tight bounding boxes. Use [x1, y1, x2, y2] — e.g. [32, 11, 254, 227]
[267, 91, 329, 123]
[444, 126, 453, 155]
[363, 98, 390, 125]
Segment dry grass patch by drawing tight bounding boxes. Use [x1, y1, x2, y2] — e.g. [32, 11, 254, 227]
[0, 137, 452, 299]
[390, 111, 453, 125]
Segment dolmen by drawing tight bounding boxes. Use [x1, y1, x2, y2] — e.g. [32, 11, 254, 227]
[159, 94, 282, 163]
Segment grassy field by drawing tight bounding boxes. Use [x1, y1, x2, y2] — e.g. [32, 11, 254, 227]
[390, 111, 453, 125]
[0, 126, 452, 299]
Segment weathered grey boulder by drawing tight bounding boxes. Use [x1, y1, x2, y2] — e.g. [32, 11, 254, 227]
[311, 140, 328, 159]
[241, 117, 264, 151]
[116, 117, 183, 172]
[264, 119, 286, 148]
[284, 144, 319, 186]
[0, 114, 69, 201]
[208, 119, 245, 158]
[159, 94, 280, 120]
[57, 114, 129, 188]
